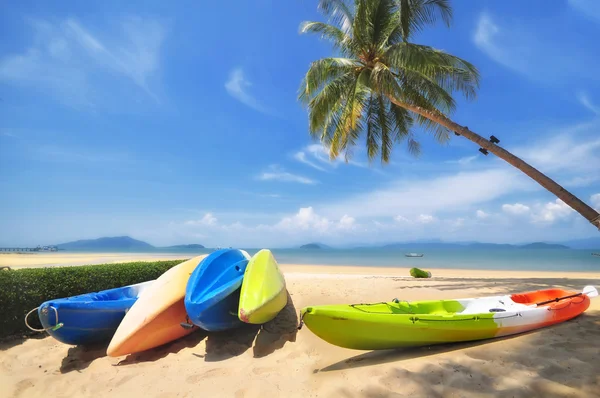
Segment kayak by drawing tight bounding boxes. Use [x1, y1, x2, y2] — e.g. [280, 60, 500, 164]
[184, 249, 249, 331]
[34, 280, 153, 346]
[107, 256, 204, 357]
[300, 287, 596, 350]
[238, 249, 287, 324]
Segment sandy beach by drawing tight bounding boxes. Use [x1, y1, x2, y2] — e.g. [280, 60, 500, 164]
[1, 256, 599, 398]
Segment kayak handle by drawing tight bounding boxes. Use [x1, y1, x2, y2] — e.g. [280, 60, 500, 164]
[25, 306, 63, 333]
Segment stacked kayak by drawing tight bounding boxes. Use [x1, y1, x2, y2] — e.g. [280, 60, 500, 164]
[300, 286, 597, 350]
[238, 249, 287, 324]
[107, 256, 204, 357]
[184, 249, 250, 331]
[26, 249, 291, 355]
[33, 280, 153, 346]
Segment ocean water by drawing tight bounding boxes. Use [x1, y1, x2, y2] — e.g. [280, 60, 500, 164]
[265, 248, 600, 272]
[67, 247, 600, 272]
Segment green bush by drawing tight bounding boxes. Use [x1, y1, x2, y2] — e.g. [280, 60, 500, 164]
[410, 267, 432, 278]
[0, 260, 187, 339]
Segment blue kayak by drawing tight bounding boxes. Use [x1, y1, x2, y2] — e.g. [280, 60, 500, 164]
[35, 280, 153, 345]
[184, 249, 249, 331]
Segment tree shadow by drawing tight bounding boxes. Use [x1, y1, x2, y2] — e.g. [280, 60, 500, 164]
[330, 311, 600, 397]
[204, 323, 261, 362]
[253, 291, 298, 358]
[0, 333, 47, 351]
[318, 331, 537, 373]
[394, 278, 600, 296]
[115, 329, 208, 366]
[60, 341, 108, 373]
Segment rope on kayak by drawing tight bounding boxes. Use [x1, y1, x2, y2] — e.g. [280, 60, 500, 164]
[349, 301, 415, 314]
[297, 311, 306, 330]
[24, 306, 63, 333]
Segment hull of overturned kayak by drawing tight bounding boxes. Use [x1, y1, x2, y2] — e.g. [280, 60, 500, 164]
[300, 288, 592, 350]
[37, 280, 154, 346]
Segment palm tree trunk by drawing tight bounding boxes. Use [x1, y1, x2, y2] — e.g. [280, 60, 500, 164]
[386, 96, 600, 230]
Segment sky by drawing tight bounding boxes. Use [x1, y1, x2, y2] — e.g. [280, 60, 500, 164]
[1, 0, 599, 248]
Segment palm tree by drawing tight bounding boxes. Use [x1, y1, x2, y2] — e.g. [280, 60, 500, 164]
[298, 0, 600, 230]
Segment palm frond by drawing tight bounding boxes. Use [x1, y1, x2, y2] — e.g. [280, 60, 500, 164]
[306, 73, 356, 137]
[398, 0, 452, 40]
[374, 95, 393, 163]
[365, 94, 382, 160]
[299, 21, 353, 53]
[372, 0, 400, 49]
[299, 57, 359, 104]
[384, 42, 479, 100]
[318, 0, 355, 35]
[329, 70, 369, 160]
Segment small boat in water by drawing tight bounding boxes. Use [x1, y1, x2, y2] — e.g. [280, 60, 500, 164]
[592, 253, 600, 257]
[405, 253, 424, 258]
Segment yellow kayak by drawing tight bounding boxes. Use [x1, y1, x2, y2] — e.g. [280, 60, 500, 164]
[238, 249, 287, 324]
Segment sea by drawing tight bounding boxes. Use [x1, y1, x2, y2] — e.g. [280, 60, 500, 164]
[57, 247, 600, 272]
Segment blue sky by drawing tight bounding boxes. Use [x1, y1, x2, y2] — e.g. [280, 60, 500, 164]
[1, 0, 599, 247]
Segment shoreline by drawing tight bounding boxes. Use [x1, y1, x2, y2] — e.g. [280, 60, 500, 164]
[2, 252, 599, 277]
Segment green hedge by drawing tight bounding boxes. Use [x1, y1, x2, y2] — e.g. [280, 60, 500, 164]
[0, 260, 187, 339]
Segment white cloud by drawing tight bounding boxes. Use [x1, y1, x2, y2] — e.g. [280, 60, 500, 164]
[0, 17, 165, 107]
[446, 155, 478, 165]
[321, 168, 531, 219]
[473, 12, 599, 82]
[338, 214, 356, 230]
[293, 151, 327, 172]
[257, 164, 317, 184]
[577, 92, 600, 115]
[185, 213, 218, 227]
[293, 143, 375, 172]
[417, 214, 436, 224]
[476, 210, 489, 219]
[569, 0, 600, 22]
[225, 67, 270, 114]
[502, 203, 530, 215]
[275, 207, 357, 234]
[512, 125, 600, 176]
[531, 199, 575, 224]
[394, 215, 411, 223]
[591, 193, 600, 210]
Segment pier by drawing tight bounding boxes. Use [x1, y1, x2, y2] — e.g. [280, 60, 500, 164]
[0, 246, 58, 252]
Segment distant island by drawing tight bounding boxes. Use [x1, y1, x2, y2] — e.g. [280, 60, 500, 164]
[299, 243, 329, 250]
[163, 244, 206, 250]
[519, 242, 569, 250]
[55, 236, 204, 251]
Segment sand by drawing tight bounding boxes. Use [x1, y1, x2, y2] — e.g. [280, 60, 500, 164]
[0, 253, 191, 269]
[1, 260, 600, 397]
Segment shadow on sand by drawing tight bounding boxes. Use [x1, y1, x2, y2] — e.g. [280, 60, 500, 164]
[115, 329, 208, 366]
[320, 275, 600, 398]
[331, 312, 600, 397]
[60, 341, 109, 373]
[253, 291, 298, 358]
[203, 291, 299, 361]
[0, 333, 47, 351]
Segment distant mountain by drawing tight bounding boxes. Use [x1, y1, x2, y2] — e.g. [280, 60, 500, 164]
[519, 242, 569, 250]
[466, 243, 516, 249]
[299, 243, 330, 249]
[382, 242, 464, 249]
[558, 237, 600, 250]
[162, 244, 205, 250]
[56, 236, 154, 251]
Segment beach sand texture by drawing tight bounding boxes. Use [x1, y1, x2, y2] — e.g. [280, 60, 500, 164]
[1, 266, 599, 398]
